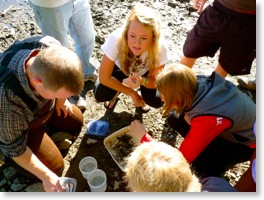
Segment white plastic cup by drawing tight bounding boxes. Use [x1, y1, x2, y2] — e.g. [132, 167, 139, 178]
[79, 156, 98, 179]
[87, 169, 107, 192]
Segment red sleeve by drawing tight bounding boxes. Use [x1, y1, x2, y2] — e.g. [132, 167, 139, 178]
[140, 133, 153, 143]
[179, 116, 232, 163]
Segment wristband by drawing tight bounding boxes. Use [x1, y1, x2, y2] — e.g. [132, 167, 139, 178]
[141, 77, 148, 85]
[140, 133, 153, 143]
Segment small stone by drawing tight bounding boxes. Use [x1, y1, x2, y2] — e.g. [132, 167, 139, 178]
[24, 183, 45, 192]
[57, 139, 72, 150]
[86, 138, 98, 145]
[10, 182, 27, 191]
[114, 181, 119, 190]
[50, 132, 72, 144]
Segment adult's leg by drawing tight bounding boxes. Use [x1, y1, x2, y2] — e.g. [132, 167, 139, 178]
[4, 100, 82, 179]
[93, 65, 127, 102]
[28, 1, 72, 47]
[214, 0, 256, 76]
[70, 0, 96, 75]
[214, 63, 228, 78]
[140, 86, 163, 108]
[180, 56, 197, 68]
[180, 4, 222, 69]
[47, 103, 83, 132]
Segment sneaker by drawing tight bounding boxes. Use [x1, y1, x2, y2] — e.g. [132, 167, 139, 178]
[68, 95, 87, 110]
[84, 73, 98, 82]
[237, 78, 256, 91]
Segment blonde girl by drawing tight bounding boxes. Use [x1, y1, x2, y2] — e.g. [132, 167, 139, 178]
[93, 3, 168, 112]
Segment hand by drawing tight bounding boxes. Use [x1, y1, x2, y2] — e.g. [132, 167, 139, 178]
[129, 120, 148, 141]
[55, 98, 73, 117]
[42, 172, 64, 192]
[130, 90, 146, 108]
[12, 147, 65, 192]
[122, 73, 141, 89]
[193, 0, 206, 13]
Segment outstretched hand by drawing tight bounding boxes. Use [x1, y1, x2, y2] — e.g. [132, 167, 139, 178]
[129, 120, 147, 141]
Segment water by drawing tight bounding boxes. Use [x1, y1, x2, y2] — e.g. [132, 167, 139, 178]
[90, 176, 105, 186]
[82, 163, 96, 172]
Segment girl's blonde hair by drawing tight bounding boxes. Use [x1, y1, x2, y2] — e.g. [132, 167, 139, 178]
[124, 141, 202, 192]
[30, 46, 84, 95]
[118, 3, 161, 76]
[156, 64, 197, 116]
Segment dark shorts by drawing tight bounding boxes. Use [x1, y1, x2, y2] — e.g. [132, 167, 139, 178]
[182, 0, 256, 75]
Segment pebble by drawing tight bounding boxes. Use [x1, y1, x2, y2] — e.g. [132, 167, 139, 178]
[86, 138, 98, 145]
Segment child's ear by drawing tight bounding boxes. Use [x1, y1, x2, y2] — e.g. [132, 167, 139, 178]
[32, 75, 42, 84]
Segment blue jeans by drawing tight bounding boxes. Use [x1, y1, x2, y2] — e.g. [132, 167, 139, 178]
[29, 0, 96, 76]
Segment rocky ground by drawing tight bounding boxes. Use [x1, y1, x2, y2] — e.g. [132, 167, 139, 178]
[0, 0, 256, 192]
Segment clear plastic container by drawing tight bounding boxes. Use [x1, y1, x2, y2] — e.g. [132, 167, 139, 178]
[59, 177, 77, 192]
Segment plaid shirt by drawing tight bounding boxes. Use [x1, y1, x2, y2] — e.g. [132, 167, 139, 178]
[0, 48, 49, 157]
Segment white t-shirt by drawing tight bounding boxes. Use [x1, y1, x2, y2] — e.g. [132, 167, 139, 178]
[101, 28, 168, 76]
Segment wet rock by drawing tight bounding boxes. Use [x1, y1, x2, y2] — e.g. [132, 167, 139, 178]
[50, 132, 73, 150]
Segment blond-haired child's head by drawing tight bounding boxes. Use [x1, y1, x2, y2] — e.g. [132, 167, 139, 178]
[124, 141, 201, 192]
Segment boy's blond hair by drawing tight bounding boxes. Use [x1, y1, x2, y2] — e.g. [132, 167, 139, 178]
[30, 46, 84, 95]
[156, 64, 197, 116]
[118, 3, 161, 76]
[124, 141, 201, 192]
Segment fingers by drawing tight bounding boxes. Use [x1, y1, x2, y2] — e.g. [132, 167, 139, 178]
[195, 0, 206, 14]
[56, 108, 62, 117]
